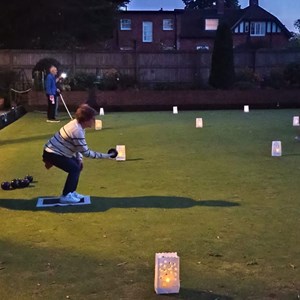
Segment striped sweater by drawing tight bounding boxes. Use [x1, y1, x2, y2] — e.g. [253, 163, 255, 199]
[44, 119, 109, 160]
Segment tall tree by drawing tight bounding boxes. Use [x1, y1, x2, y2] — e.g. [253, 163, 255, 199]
[294, 19, 300, 32]
[209, 22, 235, 89]
[0, 0, 129, 49]
[183, 0, 240, 9]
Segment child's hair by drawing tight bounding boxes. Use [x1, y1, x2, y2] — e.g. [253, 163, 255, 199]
[75, 104, 97, 123]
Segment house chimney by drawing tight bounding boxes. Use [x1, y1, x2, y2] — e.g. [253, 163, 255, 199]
[217, 0, 224, 14]
[249, 0, 259, 6]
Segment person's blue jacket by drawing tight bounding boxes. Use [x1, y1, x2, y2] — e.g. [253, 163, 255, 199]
[45, 73, 57, 96]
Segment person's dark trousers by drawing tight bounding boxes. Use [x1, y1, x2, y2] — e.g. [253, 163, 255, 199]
[43, 150, 81, 196]
[47, 95, 57, 120]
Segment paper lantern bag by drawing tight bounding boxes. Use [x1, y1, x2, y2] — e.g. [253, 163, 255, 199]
[154, 252, 180, 294]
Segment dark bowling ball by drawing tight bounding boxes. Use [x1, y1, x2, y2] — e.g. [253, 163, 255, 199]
[24, 175, 33, 183]
[19, 179, 30, 188]
[1, 181, 11, 190]
[107, 148, 118, 159]
[11, 179, 20, 189]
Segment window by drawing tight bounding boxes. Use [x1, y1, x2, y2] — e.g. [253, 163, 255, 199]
[120, 19, 131, 30]
[267, 22, 271, 33]
[163, 19, 174, 30]
[239, 22, 244, 33]
[205, 19, 219, 30]
[267, 22, 281, 34]
[196, 45, 209, 51]
[250, 22, 266, 36]
[245, 22, 249, 32]
[143, 21, 153, 42]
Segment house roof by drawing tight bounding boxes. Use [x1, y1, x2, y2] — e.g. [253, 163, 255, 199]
[180, 8, 242, 38]
[179, 5, 292, 39]
[234, 5, 291, 36]
[118, 9, 181, 15]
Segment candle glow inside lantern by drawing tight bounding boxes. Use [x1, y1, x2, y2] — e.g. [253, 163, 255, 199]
[95, 120, 102, 130]
[244, 105, 249, 113]
[116, 145, 126, 161]
[99, 107, 105, 116]
[173, 106, 178, 114]
[271, 141, 282, 157]
[196, 118, 203, 128]
[293, 116, 299, 126]
[154, 252, 180, 294]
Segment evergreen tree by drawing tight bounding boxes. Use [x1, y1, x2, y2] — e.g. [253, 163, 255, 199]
[209, 22, 235, 89]
[183, 0, 240, 10]
[0, 0, 129, 49]
[294, 19, 300, 32]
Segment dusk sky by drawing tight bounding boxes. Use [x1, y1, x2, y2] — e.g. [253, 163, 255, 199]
[127, 0, 299, 32]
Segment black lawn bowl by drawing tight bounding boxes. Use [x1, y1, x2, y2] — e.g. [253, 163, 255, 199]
[19, 179, 30, 188]
[1, 181, 11, 190]
[11, 179, 20, 189]
[24, 175, 33, 183]
[108, 148, 118, 159]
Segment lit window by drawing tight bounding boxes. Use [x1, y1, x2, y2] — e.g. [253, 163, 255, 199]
[234, 26, 239, 33]
[277, 27, 281, 33]
[272, 22, 277, 33]
[205, 19, 219, 30]
[143, 21, 153, 42]
[120, 19, 131, 30]
[163, 19, 174, 30]
[250, 22, 266, 36]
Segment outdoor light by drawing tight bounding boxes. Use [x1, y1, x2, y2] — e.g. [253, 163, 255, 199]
[271, 141, 282, 157]
[99, 107, 105, 116]
[116, 145, 126, 161]
[196, 117, 203, 128]
[95, 119, 102, 130]
[293, 116, 299, 126]
[244, 105, 249, 113]
[61, 72, 67, 79]
[173, 106, 178, 114]
[154, 252, 180, 294]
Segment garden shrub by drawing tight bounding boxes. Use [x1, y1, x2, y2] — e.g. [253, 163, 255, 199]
[235, 68, 261, 84]
[70, 72, 97, 90]
[117, 74, 137, 89]
[284, 62, 300, 87]
[234, 81, 257, 90]
[0, 69, 19, 107]
[261, 69, 286, 89]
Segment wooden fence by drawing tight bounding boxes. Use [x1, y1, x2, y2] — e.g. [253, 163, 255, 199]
[0, 49, 299, 84]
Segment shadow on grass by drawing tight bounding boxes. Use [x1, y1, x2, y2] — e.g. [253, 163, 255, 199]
[0, 133, 51, 146]
[0, 196, 239, 213]
[163, 288, 232, 299]
[283, 153, 300, 157]
[0, 240, 233, 300]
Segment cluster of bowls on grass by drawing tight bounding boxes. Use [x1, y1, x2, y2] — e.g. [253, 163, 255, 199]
[1, 175, 33, 190]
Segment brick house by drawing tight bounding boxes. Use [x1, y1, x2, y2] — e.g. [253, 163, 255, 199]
[115, 10, 179, 51]
[114, 0, 291, 51]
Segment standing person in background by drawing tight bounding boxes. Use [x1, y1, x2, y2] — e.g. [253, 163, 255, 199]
[45, 65, 60, 122]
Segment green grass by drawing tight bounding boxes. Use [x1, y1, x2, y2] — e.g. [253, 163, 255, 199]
[0, 109, 300, 299]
